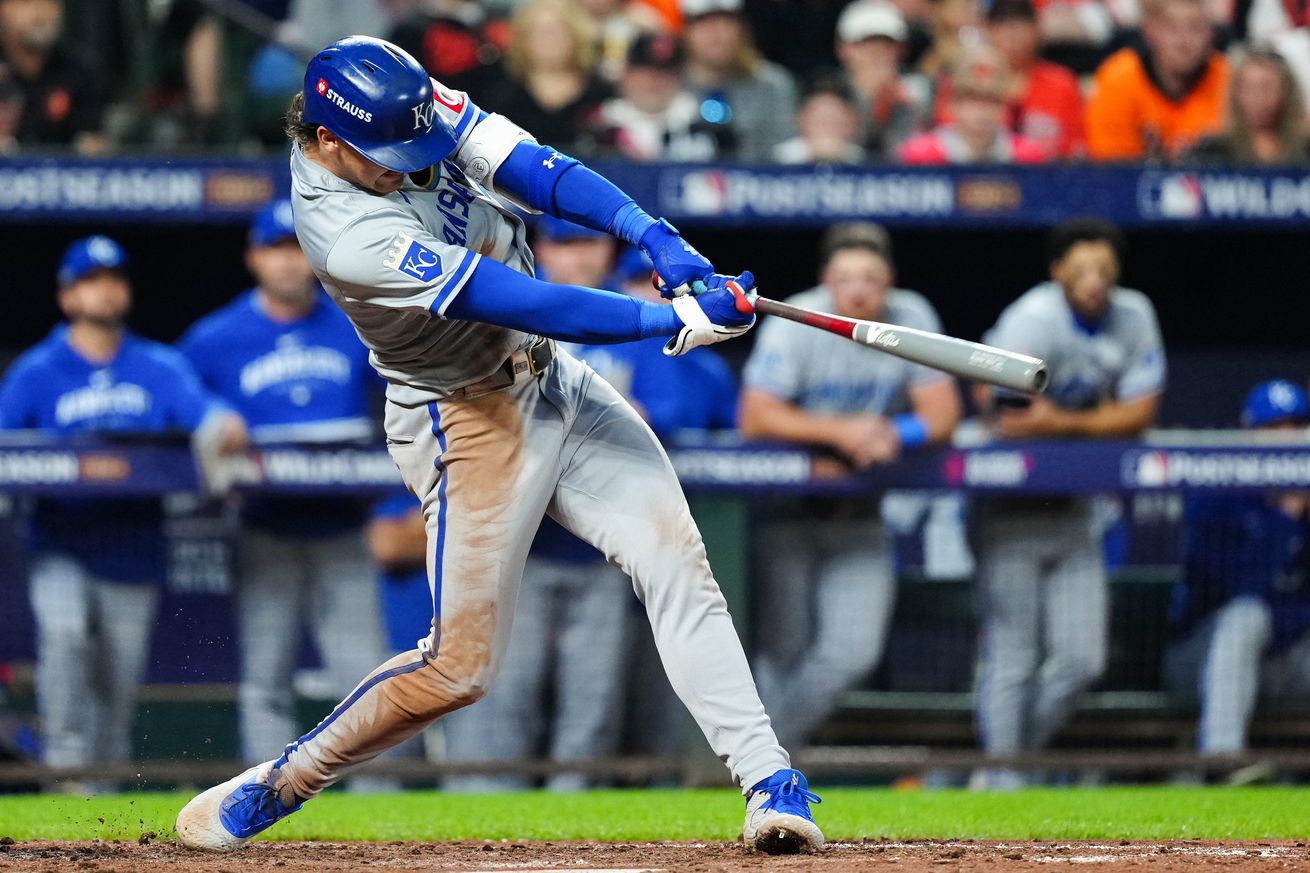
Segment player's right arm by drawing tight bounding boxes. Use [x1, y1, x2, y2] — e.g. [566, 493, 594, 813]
[737, 318, 897, 469]
[327, 209, 754, 355]
[367, 493, 428, 572]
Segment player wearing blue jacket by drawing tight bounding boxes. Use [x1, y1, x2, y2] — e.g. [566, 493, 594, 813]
[1164, 381, 1310, 760]
[177, 199, 389, 766]
[0, 237, 237, 779]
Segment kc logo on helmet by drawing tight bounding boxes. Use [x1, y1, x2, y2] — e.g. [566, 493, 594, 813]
[411, 99, 435, 131]
[316, 78, 328, 95]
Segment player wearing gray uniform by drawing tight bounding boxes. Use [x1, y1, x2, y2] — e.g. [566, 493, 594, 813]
[441, 217, 630, 794]
[177, 36, 822, 854]
[740, 223, 960, 750]
[972, 219, 1165, 788]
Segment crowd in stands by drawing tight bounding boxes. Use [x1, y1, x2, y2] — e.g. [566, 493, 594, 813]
[4, 0, 1310, 164]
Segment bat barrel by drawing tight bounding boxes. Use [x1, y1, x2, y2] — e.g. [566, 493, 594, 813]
[753, 296, 1048, 394]
[855, 322, 1049, 393]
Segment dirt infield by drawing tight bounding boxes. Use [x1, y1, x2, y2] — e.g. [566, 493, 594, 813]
[2, 839, 1309, 872]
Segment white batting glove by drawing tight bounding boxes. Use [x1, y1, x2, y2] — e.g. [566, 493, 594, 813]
[663, 273, 756, 357]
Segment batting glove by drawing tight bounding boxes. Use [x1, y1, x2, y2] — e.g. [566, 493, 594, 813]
[663, 271, 757, 357]
[640, 218, 715, 298]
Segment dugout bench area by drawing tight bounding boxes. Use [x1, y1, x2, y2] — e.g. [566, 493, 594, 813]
[5, 434, 1310, 785]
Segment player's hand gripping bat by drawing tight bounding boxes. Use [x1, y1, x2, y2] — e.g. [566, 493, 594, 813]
[722, 284, 1048, 394]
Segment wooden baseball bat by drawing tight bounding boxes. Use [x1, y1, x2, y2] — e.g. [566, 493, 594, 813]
[751, 295, 1049, 394]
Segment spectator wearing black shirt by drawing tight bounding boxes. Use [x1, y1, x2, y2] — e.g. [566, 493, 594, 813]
[0, 0, 104, 152]
[680, 0, 799, 162]
[387, 0, 507, 98]
[476, 0, 613, 155]
[597, 32, 725, 160]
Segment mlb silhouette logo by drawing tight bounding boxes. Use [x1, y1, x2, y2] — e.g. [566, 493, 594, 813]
[384, 232, 444, 283]
[1137, 172, 1203, 219]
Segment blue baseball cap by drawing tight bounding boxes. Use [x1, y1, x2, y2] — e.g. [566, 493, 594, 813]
[249, 198, 298, 248]
[58, 236, 128, 287]
[612, 245, 654, 283]
[535, 215, 609, 242]
[1241, 380, 1310, 428]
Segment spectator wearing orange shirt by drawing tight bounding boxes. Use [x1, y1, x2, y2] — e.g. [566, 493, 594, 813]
[932, 0, 1085, 158]
[1084, 0, 1228, 161]
[900, 45, 1048, 163]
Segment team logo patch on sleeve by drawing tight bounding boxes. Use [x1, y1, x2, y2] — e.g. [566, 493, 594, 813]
[384, 232, 444, 283]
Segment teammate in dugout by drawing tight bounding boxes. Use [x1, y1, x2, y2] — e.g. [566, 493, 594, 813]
[1164, 381, 1310, 768]
[0, 237, 243, 782]
[971, 218, 1166, 789]
[176, 36, 823, 853]
[737, 222, 962, 750]
[176, 200, 390, 769]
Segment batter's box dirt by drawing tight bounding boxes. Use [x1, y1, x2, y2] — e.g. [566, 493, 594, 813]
[1, 840, 1308, 872]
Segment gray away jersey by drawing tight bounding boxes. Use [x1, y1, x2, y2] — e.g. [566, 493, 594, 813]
[983, 281, 1166, 409]
[289, 87, 543, 405]
[743, 287, 950, 415]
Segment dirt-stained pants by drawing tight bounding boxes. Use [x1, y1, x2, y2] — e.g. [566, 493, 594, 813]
[275, 350, 787, 797]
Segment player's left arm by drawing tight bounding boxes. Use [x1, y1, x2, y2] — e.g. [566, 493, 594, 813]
[368, 494, 428, 572]
[902, 378, 962, 447]
[428, 93, 714, 296]
[159, 349, 249, 453]
[1002, 298, 1164, 439]
[493, 142, 712, 295]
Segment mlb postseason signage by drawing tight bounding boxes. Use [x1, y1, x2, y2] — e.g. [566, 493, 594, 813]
[4, 158, 1310, 227]
[0, 157, 291, 222]
[5, 433, 1310, 493]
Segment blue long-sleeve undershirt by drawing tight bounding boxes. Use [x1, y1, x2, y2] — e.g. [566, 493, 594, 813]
[495, 141, 655, 245]
[446, 255, 680, 344]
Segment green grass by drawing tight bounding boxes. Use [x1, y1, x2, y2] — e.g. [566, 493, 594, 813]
[1, 787, 1308, 843]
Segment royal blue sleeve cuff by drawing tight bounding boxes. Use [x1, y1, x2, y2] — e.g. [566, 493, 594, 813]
[892, 413, 928, 449]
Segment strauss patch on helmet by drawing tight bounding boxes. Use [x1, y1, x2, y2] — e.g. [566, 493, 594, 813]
[323, 87, 373, 123]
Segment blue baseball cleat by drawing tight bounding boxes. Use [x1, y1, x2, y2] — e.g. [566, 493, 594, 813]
[742, 768, 825, 854]
[175, 761, 303, 852]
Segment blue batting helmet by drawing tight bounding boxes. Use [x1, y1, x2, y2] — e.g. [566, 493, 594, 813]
[58, 236, 128, 287]
[1241, 380, 1310, 428]
[301, 36, 458, 173]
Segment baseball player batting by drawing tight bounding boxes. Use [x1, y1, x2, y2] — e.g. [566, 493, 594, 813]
[176, 36, 822, 854]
